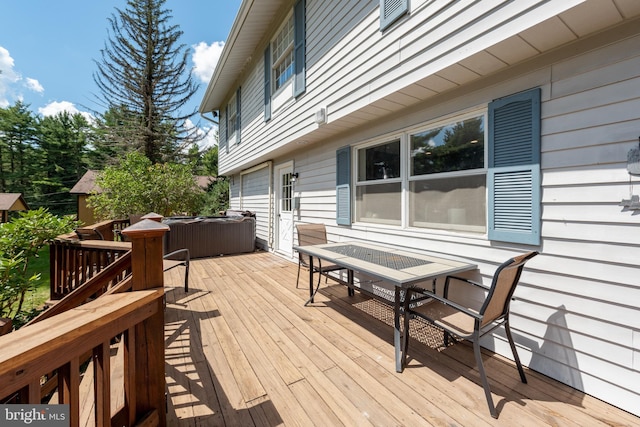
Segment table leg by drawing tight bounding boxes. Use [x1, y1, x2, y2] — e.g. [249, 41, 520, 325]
[308, 256, 315, 303]
[394, 287, 402, 373]
[348, 269, 354, 296]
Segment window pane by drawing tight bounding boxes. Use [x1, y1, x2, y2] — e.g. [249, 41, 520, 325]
[272, 15, 294, 91]
[228, 94, 237, 136]
[410, 116, 484, 176]
[357, 139, 401, 181]
[274, 52, 294, 90]
[355, 182, 401, 225]
[281, 172, 292, 212]
[409, 174, 486, 232]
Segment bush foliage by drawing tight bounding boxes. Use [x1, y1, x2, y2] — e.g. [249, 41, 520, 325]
[0, 208, 77, 319]
[87, 152, 205, 220]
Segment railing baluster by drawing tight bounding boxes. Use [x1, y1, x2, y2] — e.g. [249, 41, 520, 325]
[124, 327, 137, 427]
[94, 340, 111, 427]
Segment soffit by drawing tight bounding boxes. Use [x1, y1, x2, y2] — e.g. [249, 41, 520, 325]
[347, 0, 640, 127]
[200, 0, 287, 113]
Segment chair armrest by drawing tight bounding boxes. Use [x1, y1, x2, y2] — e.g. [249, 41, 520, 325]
[407, 287, 482, 321]
[443, 275, 489, 298]
[164, 248, 190, 262]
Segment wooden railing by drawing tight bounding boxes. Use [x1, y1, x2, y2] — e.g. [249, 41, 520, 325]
[30, 251, 132, 326]
[1, 219, 169, 426]
[50, 226, 131, 301]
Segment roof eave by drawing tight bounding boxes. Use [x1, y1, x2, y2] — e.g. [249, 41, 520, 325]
[199, 0, 287, 114]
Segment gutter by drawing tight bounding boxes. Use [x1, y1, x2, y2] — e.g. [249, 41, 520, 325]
[200, 111, 219, 126]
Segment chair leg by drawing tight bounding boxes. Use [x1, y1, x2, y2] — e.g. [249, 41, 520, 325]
[473, 340, 497, 418]
[184, 262, 190, 293]
[504, 320, 527, 383]
[296, 262, 301, 288]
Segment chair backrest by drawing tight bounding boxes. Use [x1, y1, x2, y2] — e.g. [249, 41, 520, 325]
[75, 228, 104, 240]
[296, 223, 328, 265]
[480, 251, 538, 327]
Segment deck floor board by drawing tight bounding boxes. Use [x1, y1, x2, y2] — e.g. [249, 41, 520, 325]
[161, 251, 638, 426]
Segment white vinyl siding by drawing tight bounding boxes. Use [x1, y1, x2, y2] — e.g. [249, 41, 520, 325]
[215, 1, 640, 416]
[265, 33, 640, 415]
[379, 0, 408, 30]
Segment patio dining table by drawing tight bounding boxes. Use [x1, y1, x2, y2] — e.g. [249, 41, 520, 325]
[293, 241, 477, 372]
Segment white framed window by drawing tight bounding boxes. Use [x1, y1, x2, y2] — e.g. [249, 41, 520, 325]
[344, 90, 539, 244]
[264, 0, 305, 121]
[352, 111, 487, 232]
[408, 112, 487, 233]
[227, 92, 237, 142]
[355, 138, 402, 225]
[272, 14, 295, 93]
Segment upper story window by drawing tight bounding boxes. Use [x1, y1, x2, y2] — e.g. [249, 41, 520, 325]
[264, 0, 306, 121]
[228, 92, 238, 138]
[272, 14, 295, 92]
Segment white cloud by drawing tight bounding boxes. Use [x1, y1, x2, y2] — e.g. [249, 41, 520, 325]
[25, 77, 44, 93]
[192, 41, 225, 84]
[184, 118, 218, 150]
[0, 45, 45, 107]
[38, 100, 94, 123]
[0, 46, 20, 107]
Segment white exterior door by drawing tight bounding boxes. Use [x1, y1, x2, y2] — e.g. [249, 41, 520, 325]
[276, 163, 294, 256]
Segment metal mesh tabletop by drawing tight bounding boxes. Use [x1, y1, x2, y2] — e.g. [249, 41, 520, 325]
[324, 244, 431, 270]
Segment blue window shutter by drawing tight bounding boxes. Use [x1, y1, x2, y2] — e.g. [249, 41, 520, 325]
[380, 0, 408, 31]
[294, 0, 306, 97]
[236, 87, 241, 144]
[488, 88, 541, 245]
[336, 146, 351, 225]
[264, 46, 271, 121]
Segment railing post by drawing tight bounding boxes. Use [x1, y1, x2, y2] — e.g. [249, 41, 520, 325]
[121, 219, 168, 426]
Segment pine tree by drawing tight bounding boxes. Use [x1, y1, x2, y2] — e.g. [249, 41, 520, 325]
[0, 101, 38, 192]
[93, 0, 200, 164]
[33, 111, 91, 215]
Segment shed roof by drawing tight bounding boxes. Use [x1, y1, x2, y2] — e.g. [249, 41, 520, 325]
[69, 170, 100, 195]
[69, 170, 215, 195]
[0, 193, 29, 211]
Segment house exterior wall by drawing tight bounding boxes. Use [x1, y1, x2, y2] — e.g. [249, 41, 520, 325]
[214, 0, 640, 417]
[218, 0, 588, 176]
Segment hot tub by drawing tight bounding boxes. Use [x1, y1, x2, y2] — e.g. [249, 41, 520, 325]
[163, 216, 256, 258]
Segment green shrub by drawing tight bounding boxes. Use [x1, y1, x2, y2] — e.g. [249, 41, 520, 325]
[0, 208, 77, 320]
[88, 152, 205, 219]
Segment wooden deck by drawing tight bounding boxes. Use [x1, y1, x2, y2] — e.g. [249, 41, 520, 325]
[161, 251, 638, 426]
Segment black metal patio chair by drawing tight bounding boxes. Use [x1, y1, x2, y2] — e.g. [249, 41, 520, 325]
[401, 251, 538, 418]
[295, 223, 347, 291]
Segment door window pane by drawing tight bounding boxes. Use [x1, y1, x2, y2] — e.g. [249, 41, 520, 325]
[281, 172, 292, 212]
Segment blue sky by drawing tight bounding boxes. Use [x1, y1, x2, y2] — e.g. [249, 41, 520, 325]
[0, 0, 242, 147]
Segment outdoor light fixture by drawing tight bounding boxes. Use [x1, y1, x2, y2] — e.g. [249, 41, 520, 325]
[620, 136, 640, 213]
[291, 172, 299, 183]
[627, 136, 640, 175]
